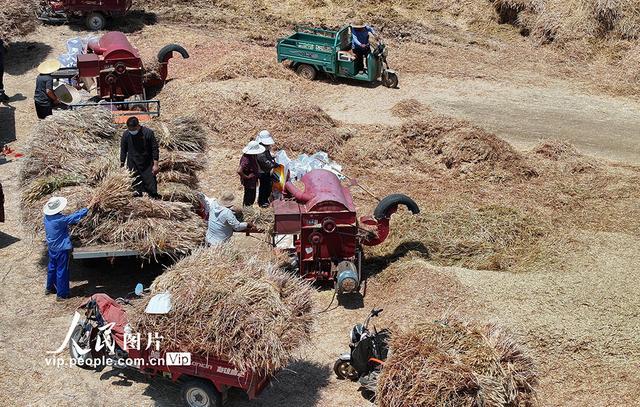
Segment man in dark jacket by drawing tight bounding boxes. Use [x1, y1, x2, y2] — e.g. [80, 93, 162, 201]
[120, 116, 160, 198]
[255, 130, 276, 207]
[0, 39, 9, 103]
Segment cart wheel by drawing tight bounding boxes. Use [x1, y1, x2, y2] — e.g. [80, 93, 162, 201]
[181, 379, 222, 407]
[382, 72, 398, 88]
[69, 324, 95, 370]
[296, 64, 317, 81]
[85, 12, 106, 31]
[334, 359, 359, 381]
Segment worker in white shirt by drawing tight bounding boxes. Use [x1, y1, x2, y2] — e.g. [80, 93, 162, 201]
[202, 191, 253, 245]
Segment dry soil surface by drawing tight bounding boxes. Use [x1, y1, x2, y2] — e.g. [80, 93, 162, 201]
[1, 22, 639, 407]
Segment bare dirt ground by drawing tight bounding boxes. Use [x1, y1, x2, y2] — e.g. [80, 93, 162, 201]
[1, 17, 639, 407]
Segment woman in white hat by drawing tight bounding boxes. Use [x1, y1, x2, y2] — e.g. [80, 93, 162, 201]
[42, 196, 89, 300]
[237, 140, 265, 206]
[255, 130, 277, 208]
[34, 59, 61, 119]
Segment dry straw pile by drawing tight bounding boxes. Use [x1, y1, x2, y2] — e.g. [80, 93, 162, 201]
[161, 79, 342, 154]
[492, 0, 640, 43]
[382, 117, 538, 179]
[367, 204, 546, 271]
[1, 0, 39, 40]
[377, 317, 538, 407]
[20, 108, 207, 258]
[131, 245, 315, 373]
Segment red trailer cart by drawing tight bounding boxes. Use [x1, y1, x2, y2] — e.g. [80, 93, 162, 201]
[69, 293, 274, 407]
[38, 0, 133, 31]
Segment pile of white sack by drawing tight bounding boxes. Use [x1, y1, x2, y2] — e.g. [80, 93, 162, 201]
[274, 151, 344, 181]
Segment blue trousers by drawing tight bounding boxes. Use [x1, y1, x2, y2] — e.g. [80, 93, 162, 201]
[47, 249, 70, 298]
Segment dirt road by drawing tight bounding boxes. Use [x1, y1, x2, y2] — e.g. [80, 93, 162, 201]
[312, 75, 640, 164]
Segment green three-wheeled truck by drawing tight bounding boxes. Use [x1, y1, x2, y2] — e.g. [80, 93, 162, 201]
[276, 25, 399, 88]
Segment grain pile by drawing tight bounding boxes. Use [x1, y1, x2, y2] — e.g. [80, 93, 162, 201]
[20, 108, 207, 258]
[377, 317, 538, 407]
[1, 0, 40, 40]
[131, 245, 315, 373]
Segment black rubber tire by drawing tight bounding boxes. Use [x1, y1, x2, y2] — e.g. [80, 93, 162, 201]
[180, 379, 222, 407]
[382, 71, 398, 88]
[373, 194, 420, 220]
[157, 44, 190, 62]
[85, 12, 106, 31]
[296, 64, 317, 81]
[69, 324, 96, 370]
[333, 359, 359, 381]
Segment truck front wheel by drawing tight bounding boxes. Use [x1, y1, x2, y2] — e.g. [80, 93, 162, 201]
[296, 64, 317, 81]
[85, 12, 106, 31]
[181, 379, 222, 407]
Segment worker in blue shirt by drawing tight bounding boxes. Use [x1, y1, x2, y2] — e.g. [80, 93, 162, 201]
[351, 23, 377, 73]
[43, 196, 89, 300]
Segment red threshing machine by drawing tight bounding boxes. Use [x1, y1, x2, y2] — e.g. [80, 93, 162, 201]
[38, 0, 133, 31]
[272, 169, 419, 296]
[69, 31, 189, 122]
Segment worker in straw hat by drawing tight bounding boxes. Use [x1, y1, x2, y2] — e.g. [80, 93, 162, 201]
[255, 130, 277, 208]
[238, 140, 265, 207]
[201, 191, 254, 245]
[351, 22, 378, 73]
[42, 196, 90, 301]
[34, 59, 61, 119]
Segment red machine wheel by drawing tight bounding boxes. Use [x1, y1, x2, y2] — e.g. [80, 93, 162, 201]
[85, 12, 106, 31]
[296, 64, 317, 81]
[180, 379, 222, 407]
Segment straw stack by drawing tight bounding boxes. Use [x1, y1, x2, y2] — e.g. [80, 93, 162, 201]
[131, 245, 315, 373]
[377, 317, 538, 407]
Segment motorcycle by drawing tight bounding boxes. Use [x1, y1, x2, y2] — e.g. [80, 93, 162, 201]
[69, 284, 145, 369]
[334, 308, 390, 394]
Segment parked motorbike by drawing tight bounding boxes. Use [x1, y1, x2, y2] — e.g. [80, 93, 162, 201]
[69, 284, 145, 369]
[334, 308, 390, 394]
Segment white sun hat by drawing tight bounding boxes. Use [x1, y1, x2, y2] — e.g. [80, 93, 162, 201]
[242, 140, 266, 155]
[256, 130, 275, 146]
[37, 59, 61, 75]
[43, 197, 68, 216]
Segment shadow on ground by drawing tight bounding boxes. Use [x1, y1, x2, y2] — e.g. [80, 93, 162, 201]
[0, 231, 20, 250]
[5, 42, 53, 75]
[0, 104, 17, 145]
[363, 241, 429, 279]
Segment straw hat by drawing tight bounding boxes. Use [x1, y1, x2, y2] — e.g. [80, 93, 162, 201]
[43, 197, 68, 216]
[218, 192, 235, 207]
[351, 22, 367, 29]
[242, 140, 266, 155]
[256, 130, 275, 146]
[37, 59, 61, 75]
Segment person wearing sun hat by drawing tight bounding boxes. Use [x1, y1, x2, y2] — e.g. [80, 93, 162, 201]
[43, 196, 89, 300]
[255, 130, 277, 208]
[201, 191, 253, 245]
[237, 140, 265, 206]
[34, 59, 61, 119]
[351, 22, 377, 73]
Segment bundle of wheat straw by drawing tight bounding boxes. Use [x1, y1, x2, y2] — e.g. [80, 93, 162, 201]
[377, 317, 538, 407]
[131, 245, 315, 373]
